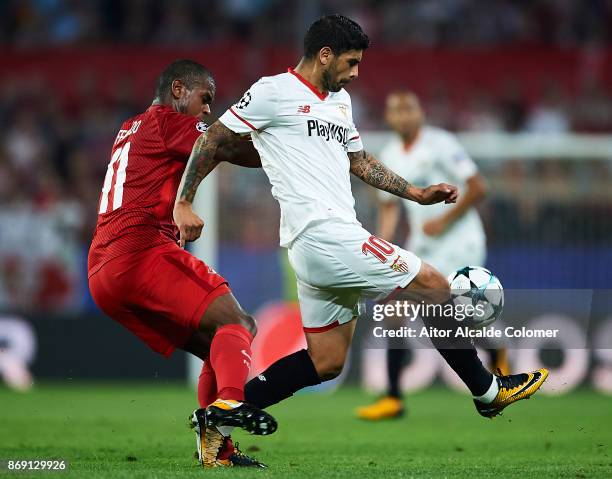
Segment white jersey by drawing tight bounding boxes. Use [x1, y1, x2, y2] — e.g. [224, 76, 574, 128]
[219, 68, 363, 247]
[378, 126, 486, 264]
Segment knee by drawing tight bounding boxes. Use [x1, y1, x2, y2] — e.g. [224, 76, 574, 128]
[201, 294, 258, 336]
[317, 362, 344, 381]
[309, 351, 346, 381]
[215, 311, 257, 337]
[238, 313, 257, 337]
[420, 263, 449, 290]
[412, 263, 451, 304]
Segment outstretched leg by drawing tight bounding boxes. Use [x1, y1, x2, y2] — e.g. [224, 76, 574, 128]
[396, 262, 547, 417]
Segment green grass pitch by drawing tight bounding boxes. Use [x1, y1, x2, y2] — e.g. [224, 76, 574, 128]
[1, 384, 611, 478]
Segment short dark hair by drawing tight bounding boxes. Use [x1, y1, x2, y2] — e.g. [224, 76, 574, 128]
[303, 14, 370, 59]
[154, 59, 213, 100]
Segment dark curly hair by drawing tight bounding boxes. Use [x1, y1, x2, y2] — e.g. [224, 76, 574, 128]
[303, 14, 370, 59]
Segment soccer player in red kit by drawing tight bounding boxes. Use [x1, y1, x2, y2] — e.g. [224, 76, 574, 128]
[88, 60, 275, 468]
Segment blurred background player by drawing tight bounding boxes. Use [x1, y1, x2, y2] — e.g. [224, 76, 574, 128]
[87, 59, 275, 468]
[356, 92, 510, 420]
[0, 316, 35, 391]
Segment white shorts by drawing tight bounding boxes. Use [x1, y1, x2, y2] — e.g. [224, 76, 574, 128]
[288, 219, 422, 332]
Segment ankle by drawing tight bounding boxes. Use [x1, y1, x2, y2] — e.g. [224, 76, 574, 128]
[216, 388, 244, 403]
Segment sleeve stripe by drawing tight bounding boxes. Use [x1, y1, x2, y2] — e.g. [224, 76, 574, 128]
[349, 135, 360, 141]
[229, 107, 257, 131]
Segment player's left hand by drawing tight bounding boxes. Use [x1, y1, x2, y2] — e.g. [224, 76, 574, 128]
[416, 183, 458, 205]
[423, 217, 448, 237]
[173, 201, 204, 247]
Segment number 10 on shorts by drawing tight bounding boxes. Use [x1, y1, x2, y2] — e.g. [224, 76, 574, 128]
[362, 235, 395, 263]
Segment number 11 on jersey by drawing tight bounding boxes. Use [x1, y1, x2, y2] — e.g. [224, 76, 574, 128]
[99, 142, 130, 214]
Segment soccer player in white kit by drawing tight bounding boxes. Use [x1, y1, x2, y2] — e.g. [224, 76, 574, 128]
[174, 14, 548, 457]
[356, 91, 509, 421]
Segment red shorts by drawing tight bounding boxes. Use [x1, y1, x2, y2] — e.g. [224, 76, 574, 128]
[89, 242, 230, 357]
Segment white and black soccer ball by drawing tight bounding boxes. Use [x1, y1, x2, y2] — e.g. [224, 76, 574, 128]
[447, 266, 504, 328]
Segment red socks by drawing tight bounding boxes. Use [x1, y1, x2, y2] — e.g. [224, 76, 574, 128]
[208, 324, 254, 402]
[197, 359, 217, 408]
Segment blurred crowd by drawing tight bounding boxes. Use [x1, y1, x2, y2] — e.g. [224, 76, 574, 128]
[2, 0, 611, 47]
[1, 67, 611, 311]
[1, 1, 612, 311]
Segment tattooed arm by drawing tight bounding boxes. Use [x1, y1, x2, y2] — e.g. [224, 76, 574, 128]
[174, 121, 239, 247]
[347, 149, 459, 205]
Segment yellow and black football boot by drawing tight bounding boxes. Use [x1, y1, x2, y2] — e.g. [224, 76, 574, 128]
[189, 409, 229, 468]
[224, 439, 267, 468]
[474, 368, 549, 418]
[189, 409, 268, 468]
[355, 396, 404, 420]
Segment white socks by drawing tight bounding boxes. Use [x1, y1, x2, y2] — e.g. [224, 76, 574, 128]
[474, 374, 499, 404]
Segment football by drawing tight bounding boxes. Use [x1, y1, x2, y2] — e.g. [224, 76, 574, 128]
[447, 266, 504, 329]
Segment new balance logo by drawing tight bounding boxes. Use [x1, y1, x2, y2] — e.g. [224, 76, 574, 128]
[297, 105, 311, 113]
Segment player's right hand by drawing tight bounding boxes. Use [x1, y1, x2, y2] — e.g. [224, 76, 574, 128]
[416, 183, 458, 205]
[173, 201, 204, 248]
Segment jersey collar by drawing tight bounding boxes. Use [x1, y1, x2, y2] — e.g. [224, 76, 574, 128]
[288, 68, 328, 101]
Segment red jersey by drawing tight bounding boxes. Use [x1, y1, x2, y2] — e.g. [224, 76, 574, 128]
[88, 104, 208, 276]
